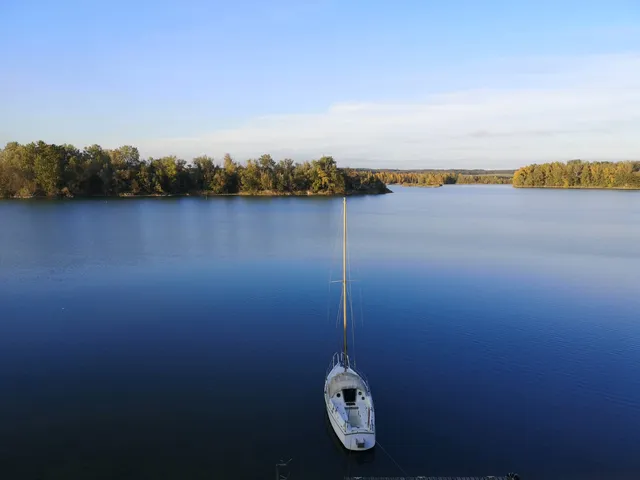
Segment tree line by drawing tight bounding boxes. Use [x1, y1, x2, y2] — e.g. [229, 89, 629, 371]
[0, 141, 389, 198]
[373, 170, 512, 186]
[456, 174, 512, 185]
[3, 141, 637, 196]
[513, 160, 640, 189]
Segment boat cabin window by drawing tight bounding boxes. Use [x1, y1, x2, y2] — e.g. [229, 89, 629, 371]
[342, 388, 357, 405]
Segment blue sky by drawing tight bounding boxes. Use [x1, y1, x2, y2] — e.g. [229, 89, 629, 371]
[1, 0, 639, 168]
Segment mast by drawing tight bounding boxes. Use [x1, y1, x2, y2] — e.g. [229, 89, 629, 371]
[342, 197, 348, 368]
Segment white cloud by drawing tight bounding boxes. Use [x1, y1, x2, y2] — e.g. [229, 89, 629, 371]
[138, 53, 640, 169]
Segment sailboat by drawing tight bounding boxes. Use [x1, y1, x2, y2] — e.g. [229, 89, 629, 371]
[324, 197, 376, 451]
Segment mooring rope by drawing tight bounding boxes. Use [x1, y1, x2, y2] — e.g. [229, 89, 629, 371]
[376, 439, 409, 477]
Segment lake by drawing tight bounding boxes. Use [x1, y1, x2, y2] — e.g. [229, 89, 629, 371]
[1, 185, 639, 480]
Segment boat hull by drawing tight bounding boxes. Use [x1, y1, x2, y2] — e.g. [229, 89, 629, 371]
[324, 360, 375, 451]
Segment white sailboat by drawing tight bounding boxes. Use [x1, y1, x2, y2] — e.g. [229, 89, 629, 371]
[324, 197, 376, 451]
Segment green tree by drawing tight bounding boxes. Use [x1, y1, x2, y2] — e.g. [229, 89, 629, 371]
[33, 141, 65, 196]
[240, 159, 261, 193]
[310, 156, 344, 193]
[293, 162, 311, 191]
[82, 144, 113, 195]
[60, 144, 84, 196]
[223, 153, 239, 193]
[150, 156, 180, 194]
[109, 146, 140, 194]
[135, 161, 153, 194]
[258, 154, 276, 191]
[0, 142, 36, 197]
[192, 155, 216, 191]
[275, 159, 295, 192]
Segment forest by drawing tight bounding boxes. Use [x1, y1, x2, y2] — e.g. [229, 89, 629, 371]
[373, 170, 512, 186]
[0, 141, 389, 198]
[513, 160, 640, 189]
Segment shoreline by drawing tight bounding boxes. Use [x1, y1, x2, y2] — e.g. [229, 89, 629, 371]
[513, 185, 640, 191]
[3, 189, 393, 200]
[389, 183, 442, 188]
[389, 183, 511, 188]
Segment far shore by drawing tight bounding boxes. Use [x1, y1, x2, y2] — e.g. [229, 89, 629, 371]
[389, 183, 442, 188]
[514, 185, 640, 191]
[388, 183, 512, 188]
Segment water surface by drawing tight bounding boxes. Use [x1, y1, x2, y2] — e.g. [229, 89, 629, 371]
[1, 186, 639, 479]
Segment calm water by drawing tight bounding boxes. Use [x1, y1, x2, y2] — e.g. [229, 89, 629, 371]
[1, 186, 640, 480]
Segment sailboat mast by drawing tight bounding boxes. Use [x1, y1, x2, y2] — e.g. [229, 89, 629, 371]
[343, 197, 348, 367]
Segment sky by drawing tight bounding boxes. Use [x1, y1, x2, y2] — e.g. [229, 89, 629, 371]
[1, 0, 639, 169]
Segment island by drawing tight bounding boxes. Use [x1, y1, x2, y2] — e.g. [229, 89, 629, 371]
[0, 141, 390, 198]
